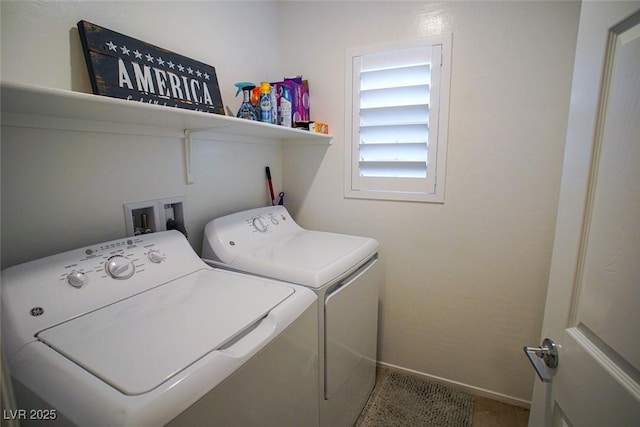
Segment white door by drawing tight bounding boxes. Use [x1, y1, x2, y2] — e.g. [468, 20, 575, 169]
[528, 2, 640, 426]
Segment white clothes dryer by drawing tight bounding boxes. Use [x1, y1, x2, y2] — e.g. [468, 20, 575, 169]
[202, 206, 381, 427]
[2, 230, 319, 427]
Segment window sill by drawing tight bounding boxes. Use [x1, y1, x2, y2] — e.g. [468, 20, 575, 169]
[344, 188, 444, 203]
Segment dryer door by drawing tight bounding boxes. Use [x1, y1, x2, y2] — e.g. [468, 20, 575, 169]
[324, 257, 380, 400]
[231, 231, 379, 288]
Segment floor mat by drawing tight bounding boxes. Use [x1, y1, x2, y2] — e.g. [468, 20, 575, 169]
[355, 369, 474, 426]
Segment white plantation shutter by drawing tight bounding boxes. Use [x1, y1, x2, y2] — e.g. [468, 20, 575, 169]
[358, 47, 433, 179]
[345, 35, 451, 203]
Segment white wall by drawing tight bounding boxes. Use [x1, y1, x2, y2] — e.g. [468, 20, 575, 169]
[278, 1, 580, 403]
[1, 1, 285, 266]
[1, 0, 581, 405]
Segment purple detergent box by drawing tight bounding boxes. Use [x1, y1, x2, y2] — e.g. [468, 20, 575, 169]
[272, 77, 309, 124]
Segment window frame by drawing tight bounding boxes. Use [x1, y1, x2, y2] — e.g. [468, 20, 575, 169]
[344, 34, 452, 203]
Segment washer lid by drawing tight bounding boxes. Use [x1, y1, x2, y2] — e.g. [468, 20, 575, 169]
[230, 230, 379, 288]
[36, 269, 294, 396]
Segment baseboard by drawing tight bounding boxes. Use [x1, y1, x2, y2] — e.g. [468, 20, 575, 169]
[376, 361, 531, 409]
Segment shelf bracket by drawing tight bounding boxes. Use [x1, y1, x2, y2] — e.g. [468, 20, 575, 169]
[183, 127, 225, 184]
[183, 129, 194, 184]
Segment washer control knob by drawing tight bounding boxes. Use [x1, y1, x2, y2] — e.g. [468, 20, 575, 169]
[67, 271, 88, 288]
[105, 255, 135, 280]
[252, 217, 268, 233]
[148, 250, 163, 263]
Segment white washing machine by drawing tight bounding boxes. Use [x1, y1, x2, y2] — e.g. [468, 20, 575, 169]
[1, 230, 319, 427]
[202, 206, 381, 427]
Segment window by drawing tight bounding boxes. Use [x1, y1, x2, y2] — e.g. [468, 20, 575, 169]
[345, 35, 452, 203]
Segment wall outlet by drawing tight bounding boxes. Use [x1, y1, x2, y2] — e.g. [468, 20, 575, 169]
[124, 196, 186, 236]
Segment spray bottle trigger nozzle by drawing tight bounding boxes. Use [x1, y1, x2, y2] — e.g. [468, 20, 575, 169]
[235, 82, 256, 96]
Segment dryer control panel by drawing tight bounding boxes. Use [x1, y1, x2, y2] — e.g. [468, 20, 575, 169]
[247, 209, 289, 234]
[203, 206, 303, 263]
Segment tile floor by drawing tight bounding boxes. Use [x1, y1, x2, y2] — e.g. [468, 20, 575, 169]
[471, 396, 530, 427]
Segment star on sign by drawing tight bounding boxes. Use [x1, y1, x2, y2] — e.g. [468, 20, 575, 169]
[204, 73, 210, 80]
[120, 46, 130, 55]
[145, 53, 154, 63]
[167, 61, 175, 69]
[187, 67, 193, 75]
[157, 57, 165, 66]
[196, 70, 202, 77]
[134, 50, 143, 59]
[106, 41, 118, 52]
[178, 64, 185, 72]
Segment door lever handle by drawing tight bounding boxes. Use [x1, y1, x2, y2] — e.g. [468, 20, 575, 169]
[523, 338, 558, 382]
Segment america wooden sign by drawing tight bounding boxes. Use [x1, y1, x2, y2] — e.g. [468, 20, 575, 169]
[77, 20, 224, 115]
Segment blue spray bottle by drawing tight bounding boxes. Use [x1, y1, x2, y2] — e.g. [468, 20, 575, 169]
[234, 82, 258, 121]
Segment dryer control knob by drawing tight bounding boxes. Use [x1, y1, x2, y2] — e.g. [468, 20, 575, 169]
[148, 250, 163, 263]
[67, 271, 88, 288]
[252, 217, 268, 233]
[105, 255, 135, 280]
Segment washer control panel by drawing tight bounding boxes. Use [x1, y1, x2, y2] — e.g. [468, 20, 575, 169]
[59, 236, 169, 289]
[1, 230, 209, 361]
[1, 231, 207, 338]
